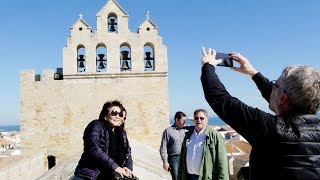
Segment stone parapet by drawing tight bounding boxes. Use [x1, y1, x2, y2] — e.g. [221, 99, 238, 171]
[37, 139, 170, 180]
[0, 154, 45, 180]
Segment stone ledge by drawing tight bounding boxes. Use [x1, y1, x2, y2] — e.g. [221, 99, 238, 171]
[63, 72, 167, 79]
[37, 139, 170, 180]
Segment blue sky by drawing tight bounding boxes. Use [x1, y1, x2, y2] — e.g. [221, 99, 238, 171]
[0, 0, 320, 125]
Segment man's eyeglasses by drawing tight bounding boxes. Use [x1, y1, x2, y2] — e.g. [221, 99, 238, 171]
[109, 110, 124, 118]
[194, 116, 205, 120]
[271, 80, 279, 89]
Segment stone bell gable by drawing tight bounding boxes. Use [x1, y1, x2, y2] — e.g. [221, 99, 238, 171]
[20, 0, 169, 172]
[96, 0, 129, 34]
[63, 0, 167, 75]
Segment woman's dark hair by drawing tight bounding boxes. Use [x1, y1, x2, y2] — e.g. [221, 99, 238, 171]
[174, 111, 186, 121]
[120, 106, 127, 129]
[98, 100, 124, 121]
[122, 106, 127, 120]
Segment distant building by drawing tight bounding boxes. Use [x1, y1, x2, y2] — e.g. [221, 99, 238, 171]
[0, 137, 14, 150]
[227, 140, 251, 179]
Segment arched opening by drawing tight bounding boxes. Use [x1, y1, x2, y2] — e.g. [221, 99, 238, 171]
[120, 43, 131, 72]
[108, 13, 118, 33]
[96, 44, 107, 72]
[144, 43, 155, 71]
[77, 45, 86, 73]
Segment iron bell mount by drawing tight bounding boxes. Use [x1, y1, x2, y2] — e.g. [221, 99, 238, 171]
[78, 55, 85, 68]
[109, 18, 117, 32]
[97, 54, 106, 69]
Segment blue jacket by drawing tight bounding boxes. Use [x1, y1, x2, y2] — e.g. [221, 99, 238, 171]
[74, 119, 133, 180]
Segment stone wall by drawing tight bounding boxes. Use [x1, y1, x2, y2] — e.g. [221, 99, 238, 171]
[20, 69, 169, 168]
[0, 154, 45, 180]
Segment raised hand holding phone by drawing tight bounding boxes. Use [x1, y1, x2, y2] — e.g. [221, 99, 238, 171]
[201, 47, 222, 66]
[216, 52, 234, 67]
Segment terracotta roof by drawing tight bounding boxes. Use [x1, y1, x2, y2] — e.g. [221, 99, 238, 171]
[0, 138, 13, 145]
[234, 154, 250, 162]
[231, 141, 252, 153]
[220, 125, 235, 131]
[226, 143, 240, 153]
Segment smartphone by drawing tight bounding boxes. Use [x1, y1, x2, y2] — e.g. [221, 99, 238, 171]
[216, 52, 234, 67]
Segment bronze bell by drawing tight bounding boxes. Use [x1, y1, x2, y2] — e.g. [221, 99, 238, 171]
[121, 60, 130, 70]
[78, 61, 85, 68]
[98, 61, 105, 69]
[145, 60, 152, 68]
[109, 25, 116, 32]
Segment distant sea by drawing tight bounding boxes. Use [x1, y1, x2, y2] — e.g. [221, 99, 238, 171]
[0, 117, 226, 132]
[170, 116, 227, 126]
[0, 125, 20, 132]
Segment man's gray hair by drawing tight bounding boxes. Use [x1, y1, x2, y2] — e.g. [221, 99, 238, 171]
[193, 109, 208, 117]
[279, 65, 320, 114]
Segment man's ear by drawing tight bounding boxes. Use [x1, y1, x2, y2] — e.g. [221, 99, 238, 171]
[279, 92, 289, 105]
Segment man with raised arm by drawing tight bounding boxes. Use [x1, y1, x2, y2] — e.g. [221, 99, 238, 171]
[200, 47, 320, 180]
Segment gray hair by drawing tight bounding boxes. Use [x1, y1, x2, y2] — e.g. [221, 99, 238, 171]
[279, 65, 320, 114]
[193, 109, 208, 117]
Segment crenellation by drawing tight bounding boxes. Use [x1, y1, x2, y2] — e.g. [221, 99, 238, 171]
[20, 70, 35, 82]
[42, 69, 55, 81]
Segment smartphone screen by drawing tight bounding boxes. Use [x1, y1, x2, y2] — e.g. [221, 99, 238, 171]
[216, 52, 233, 67]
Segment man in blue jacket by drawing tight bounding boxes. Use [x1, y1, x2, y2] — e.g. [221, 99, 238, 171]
[200, 47, 320, 180]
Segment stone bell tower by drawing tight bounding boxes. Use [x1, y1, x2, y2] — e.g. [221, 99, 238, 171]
[20, 0, 169, 170]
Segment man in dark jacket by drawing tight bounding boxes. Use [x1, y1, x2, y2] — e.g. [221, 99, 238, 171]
[200, 47, 320, 180]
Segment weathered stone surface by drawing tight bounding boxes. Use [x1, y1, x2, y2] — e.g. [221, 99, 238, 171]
[37, 139, 170, 180]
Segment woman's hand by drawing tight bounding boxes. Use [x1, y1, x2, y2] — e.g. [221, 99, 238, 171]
[123, 167, 133, 178]
[115, 167, 129, 177]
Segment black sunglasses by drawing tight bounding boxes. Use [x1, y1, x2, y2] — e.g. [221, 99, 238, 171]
[271, 80, 279, 89]
[110, 110, 124, 118]
[194, 116, 205, 120]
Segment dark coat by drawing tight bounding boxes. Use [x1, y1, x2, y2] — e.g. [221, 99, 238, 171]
[74, 119, 133, 180]
[201, 63, 320, 180]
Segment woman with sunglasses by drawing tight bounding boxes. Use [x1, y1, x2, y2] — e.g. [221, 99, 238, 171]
[72, 100, 134, 180]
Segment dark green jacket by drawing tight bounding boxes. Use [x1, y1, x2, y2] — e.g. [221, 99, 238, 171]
[178, 126, 229, 180]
